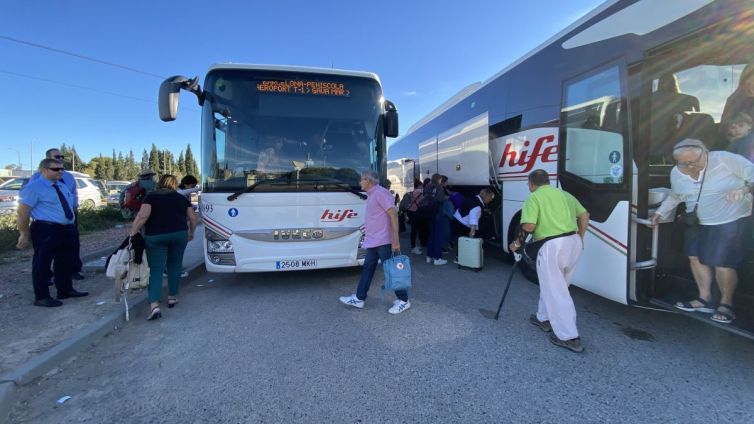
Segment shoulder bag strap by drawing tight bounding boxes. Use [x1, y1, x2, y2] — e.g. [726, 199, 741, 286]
[690, 152, 708, 214]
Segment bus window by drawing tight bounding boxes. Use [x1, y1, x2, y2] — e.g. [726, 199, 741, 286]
[648, 64, 746, 160]
[561, 65, 626, 185]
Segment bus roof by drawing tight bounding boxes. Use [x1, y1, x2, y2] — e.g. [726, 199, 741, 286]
[207, 63, 382, 85]
[405, 0, 620, 135]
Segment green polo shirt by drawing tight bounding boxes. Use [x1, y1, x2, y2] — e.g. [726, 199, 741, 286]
[521, 185, 586, 241]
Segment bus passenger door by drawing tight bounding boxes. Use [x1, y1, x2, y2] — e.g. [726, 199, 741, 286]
[557, 62, 632, 305]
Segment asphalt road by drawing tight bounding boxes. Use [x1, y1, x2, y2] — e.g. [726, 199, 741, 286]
[9, 248, 754, 423]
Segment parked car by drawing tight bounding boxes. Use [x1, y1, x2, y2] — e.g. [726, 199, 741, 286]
[106, 180, 130, 207]
[74, 176, 106, 209]
[0, 173, 105, 212]
[0, 177, 29, 214]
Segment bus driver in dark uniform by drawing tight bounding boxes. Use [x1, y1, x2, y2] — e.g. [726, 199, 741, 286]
[16, 158, 89, 307]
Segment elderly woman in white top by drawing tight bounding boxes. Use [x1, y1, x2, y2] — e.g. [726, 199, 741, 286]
[652, 139, 754, 324]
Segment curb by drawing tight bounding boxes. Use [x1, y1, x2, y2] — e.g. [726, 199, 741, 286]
[0, 260, 205, 423]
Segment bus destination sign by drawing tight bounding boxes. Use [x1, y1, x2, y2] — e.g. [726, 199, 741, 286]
[256, 80, 350, 97]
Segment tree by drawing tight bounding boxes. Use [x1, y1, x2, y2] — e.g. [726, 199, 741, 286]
[58, 144, 86, 172]
[185, 144, 199, 178]
[114, 152, 126, 180]
[178, 151, 186, 175]
[91, 155, 113, 180]
[149, 144, 160, 176]
[141, 150, 149, 173]
[125, 150, 138, 180]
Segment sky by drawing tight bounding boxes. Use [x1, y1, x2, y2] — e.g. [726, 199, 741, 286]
[0, 0, 603, 170]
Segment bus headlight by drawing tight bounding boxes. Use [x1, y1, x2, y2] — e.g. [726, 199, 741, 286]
[208, 240, 234, 253]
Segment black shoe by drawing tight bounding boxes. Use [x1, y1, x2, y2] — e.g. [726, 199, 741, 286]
[57, 289, 89, 299]
[72, 272, 86, 280]
[34, 297, 63, 307]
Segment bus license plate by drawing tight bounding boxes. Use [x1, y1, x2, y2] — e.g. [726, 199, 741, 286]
[276, 259, 317, 270]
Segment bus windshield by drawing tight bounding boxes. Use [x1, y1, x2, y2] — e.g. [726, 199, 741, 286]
[201, 69, 383, 193]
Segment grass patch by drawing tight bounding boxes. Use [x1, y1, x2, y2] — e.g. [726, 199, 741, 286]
[0, 207, 129, 254]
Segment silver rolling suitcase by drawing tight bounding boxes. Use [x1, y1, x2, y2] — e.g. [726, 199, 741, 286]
[457, 236, 483, 271]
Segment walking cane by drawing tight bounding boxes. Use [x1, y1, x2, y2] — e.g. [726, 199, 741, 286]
[494, 254, 521, 320]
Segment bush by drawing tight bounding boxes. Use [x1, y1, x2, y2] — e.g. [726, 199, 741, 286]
[0, 207, 129, 253]
[0, 213, 17, 252]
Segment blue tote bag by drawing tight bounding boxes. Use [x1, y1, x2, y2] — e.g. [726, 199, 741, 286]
[382, 253, 412, 292]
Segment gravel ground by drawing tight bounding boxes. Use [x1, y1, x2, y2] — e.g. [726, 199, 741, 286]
[0, 225, 131, 376]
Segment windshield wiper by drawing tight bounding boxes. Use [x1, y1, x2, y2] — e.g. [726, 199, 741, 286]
[305, 178, 367, 200]
[227, 175, 292, 201]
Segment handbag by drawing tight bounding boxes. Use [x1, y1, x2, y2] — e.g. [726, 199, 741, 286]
[382, 252, 412, 292]
[105, 247, 130, 279]
[106, 240, 150, 322]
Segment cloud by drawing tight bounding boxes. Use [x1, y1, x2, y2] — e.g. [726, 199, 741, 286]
[401, 90, 418, 96]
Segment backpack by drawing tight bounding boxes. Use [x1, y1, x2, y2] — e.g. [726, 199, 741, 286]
[398, 192, 413, 212]
[416, 185, 439, 217]
[121, 182, 146, 211]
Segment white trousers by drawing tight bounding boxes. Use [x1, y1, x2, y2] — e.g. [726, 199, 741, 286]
[535, 234, 583, 341]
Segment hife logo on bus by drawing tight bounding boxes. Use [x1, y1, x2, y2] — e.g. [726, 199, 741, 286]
[320, 209, 358, 222]
[499, 134, 558, 174]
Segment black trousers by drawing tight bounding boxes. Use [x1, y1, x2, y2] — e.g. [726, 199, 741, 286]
[73, 214, 82, 272]
[31, 221, 75, 300]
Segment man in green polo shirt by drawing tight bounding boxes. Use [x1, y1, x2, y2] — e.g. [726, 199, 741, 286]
[509, 169, 589, 353]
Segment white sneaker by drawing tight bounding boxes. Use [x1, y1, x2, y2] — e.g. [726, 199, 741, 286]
[433, 258, 448, 265]
[163, 271, 190, 278]
[411, 247, 422, 255]
[339, 294, 364, 309]
[388, 299, 411, 314]
[426, 256, 432, 263]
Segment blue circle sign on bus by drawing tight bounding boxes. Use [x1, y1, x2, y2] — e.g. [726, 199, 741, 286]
[228, 208, 239, 217]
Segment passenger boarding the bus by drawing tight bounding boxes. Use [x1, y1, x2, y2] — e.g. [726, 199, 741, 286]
[651, 139, 754, 324]
[451, 188, 495, 241]
[339, 170, 410, 314]
[509, 170, 589, 353]
[724, 112, 754, 162]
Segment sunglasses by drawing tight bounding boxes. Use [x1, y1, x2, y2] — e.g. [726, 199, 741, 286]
[53, 155, 65, 160]
[46, 167, 65, 172]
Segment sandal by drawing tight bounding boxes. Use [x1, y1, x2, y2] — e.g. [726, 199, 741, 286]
[711, 304, 735, 324]
[674, 297, 714, 313]
[167, 297, 179, 309]
[147, 304, 162, 321]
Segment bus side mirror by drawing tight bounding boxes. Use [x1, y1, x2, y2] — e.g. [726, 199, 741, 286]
[159, 76, 201, 122]
[384, 100, 399, 138]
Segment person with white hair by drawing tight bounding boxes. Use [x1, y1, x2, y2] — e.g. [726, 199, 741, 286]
[339, 170, 410, 314]
[652, 139, 754, 324]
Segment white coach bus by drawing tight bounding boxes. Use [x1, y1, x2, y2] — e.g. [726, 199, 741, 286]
[158, 64, 398, 272]
[388, 0, 754, 337]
